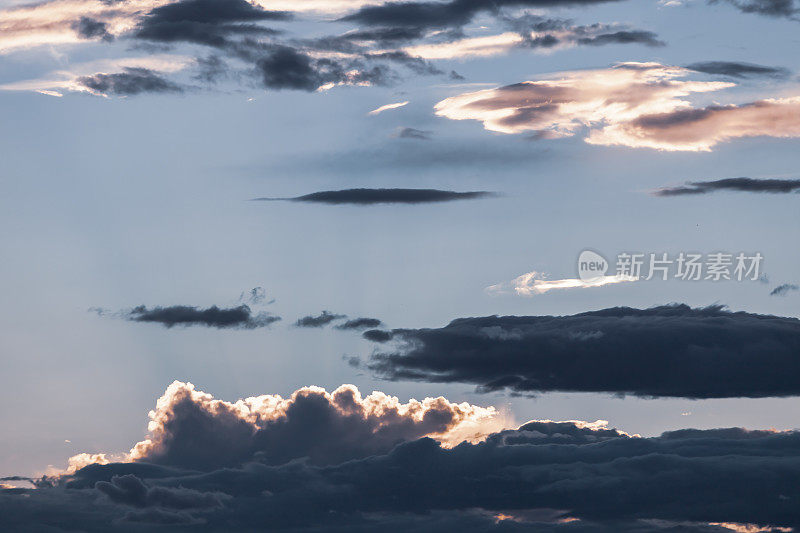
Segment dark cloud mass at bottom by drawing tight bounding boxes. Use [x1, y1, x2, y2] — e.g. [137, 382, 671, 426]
[3, 381, 800, 531]
[253, 188, 496, 205]
[126, 304, 280, 329]
[364, 304, 800, 398]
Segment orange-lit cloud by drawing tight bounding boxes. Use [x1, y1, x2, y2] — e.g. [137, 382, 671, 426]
[434, 63, 800, 151]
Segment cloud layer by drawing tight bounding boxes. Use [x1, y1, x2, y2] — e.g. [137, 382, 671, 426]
[654, 177, 800, 196]
[434, 62, 800, 151]
[4, 383, 800, 531]
[363, 304, 800, 398]
[254, 188, 495, 205]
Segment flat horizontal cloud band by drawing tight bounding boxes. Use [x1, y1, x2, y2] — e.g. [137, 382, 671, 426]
[363, 304, 800, 398]
[654, 177, 800, 196]
[4, 382, 800, 530]
[434, 62, 800, 151]
[253, 188, 495, 205]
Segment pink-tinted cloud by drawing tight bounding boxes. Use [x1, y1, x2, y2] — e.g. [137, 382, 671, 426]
[434, 63, 800, 151]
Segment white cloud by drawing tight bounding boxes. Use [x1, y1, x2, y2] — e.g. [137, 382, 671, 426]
[368, 100, 409, 115]
[487, 270, 638, 296]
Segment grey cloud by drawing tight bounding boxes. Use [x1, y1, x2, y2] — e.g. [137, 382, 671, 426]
[686, 60, 790, 78]
[71, 17, 113, 41]
[576, 30, 665, 47]
[7, 416, 800, 530]
[771, 283, 800, 296]
[125, 304, 280, 329]
[364, 304, 800, 399]
[342, 0, 626, 30]
[294, 310, 346, 328]
[709, 0, 799, 18]
[253, 188, 496, 205]
[395, 127, 432, 139]
[336, 317, 383, 330]
[654, 177, 800, 196]
[77, 68, 184, 96]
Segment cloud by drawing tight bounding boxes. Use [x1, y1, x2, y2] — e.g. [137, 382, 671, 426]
[394, 126, 432, 139]
[0, 55, 192, 97]
[368, 100, 409, 115]
[252, 188, 496, 205]
[364, 304, 800, 398]
[6, 394, 800, 530]
[341, 0, 625, 30]
[685, 61, 790, 78]
[653, 177, 800, 196]
[295, 310, 346, 327]
[128, 380, 506, 469]
[77, 67, 184, 96]
[122, 304, 280, 329]
[771, 283, 799, 296]
[487, 270, 638, 295]
[709, 0, 800, 18]
[435, 62, 800, 151]
[336, 317, 383, 329]
[133, 0, 289, 47]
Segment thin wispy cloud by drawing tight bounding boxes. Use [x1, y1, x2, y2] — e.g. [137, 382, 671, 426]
[368, 100, 408, 115]
[771, 283, 799, 296]
[487, 270, 637, 295]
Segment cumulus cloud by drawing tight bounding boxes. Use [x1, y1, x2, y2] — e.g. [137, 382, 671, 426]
[364, 304, 800, 398]
[127, 381, 507, 469]
[294, 310, 346, 327]
[252, 188, 495, 205]
[685, 60, 790, 78]
[5, 401, 800, 530]
[487, 270, 637, 295]
[653, 177, 800, 196]
[434, 62, 800, 151]
[120, 304, 280, 329]
[771, 283, 799, 296]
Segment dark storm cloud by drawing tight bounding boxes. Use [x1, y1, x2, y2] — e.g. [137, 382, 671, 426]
[6, 415, 800, 530]
[395, 127, 432, 139]
[125, 304, 280, 329]
[365, 304, 800, 398]
[362, 329, 394, 342]
[654, 177, 800, 196]
[685, 60, 790, 78]
[336, 317, 383, 330]
[295, 310, 345, 328]
[342, 0, 625, 30]
[253, 188, 495, 205]
[771, 283, 799, 296]
[77, 68, 184, 95]
[134, 0, 289, 47]
[709, 0, 800, 18]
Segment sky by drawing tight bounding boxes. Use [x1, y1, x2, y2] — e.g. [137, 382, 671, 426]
[1, 0, 800, 530]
